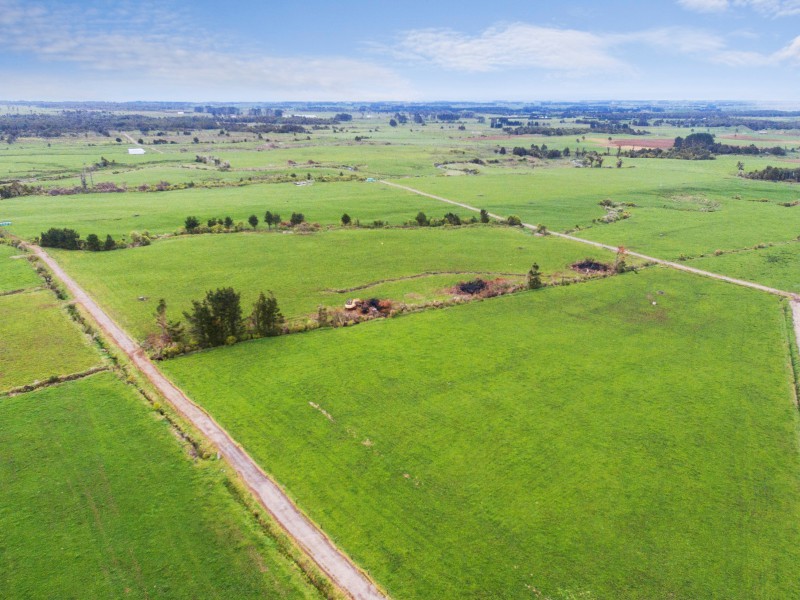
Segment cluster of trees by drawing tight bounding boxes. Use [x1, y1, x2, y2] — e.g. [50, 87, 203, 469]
[84, 234, 120, 252]
[0, 181, 38, 199]
[510, 144, 571, 159]
[150, 290, 284, 357]
[183, 289, 283, 348]
[674, 133, 786, 155]
[194, 155, 231, 169]
[574, 120, 649, 135]
[39, 228, 81, 250]
[743, 166, 800, 183]
[621, 133, 790, 160]
[184, 211, 307, 234]
[409, 210, 492, 227]
[39, 227, 123, 251]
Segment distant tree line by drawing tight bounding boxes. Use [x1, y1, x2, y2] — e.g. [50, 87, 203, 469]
[622, 133, 790, 160]
[0, 112, 316, 138]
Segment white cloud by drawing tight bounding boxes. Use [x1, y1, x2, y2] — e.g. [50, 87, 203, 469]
[384, 21, 800, 76]
[0, 0, 413, 100]
[386, 23, 627, 74]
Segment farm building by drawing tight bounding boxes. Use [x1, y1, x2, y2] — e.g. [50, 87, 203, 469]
[128, 148, 146, 155]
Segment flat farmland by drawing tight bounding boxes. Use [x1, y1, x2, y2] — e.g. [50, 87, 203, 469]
[0, 245, 39, 292]
[0, 373, 323, 599]
[162, 268, 800, 599]
[396, 158, 800, 258]
[688, 242, 800, 292]
[51, 226, 619, 340]
[0, 180, 445, 239]
[0, 290, 100, 391]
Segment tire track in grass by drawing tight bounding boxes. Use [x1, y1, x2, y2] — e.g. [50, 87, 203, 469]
[26, 242, 387, 600]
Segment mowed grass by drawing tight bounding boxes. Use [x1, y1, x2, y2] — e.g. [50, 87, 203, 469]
[688, 242, 800, 292]
[0, 180, 445, 239]
[0, 290, 99, 390]
[397, 157, 800, 258]
[0, 373, 322, 599]
[0, 245, 39, 293]
[163, 268, 800, 599]
[51, 226, 620, 340]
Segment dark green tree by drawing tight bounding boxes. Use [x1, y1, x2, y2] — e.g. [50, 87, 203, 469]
[184, 287, 244, 348]
[184, 216, 200, 231]
[443, 212, 461, 226]
[103, 235, 116, 251]
[479, 209, 490, 223]
[224, 216, 234, 228]
[85, 233, 101, 251]
[341, 213, 352, 226]
[248, 214, 259, 229]
[40, 228, 81, 250]
[264, 210, 274, 229]
[249, 291, 284, 337]
[527, 263, 543, 290]
[290, 212, 305, 226]
[415, 211, 429, 226]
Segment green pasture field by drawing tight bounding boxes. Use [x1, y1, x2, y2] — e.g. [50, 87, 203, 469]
[0, 180, 446, 239]
[0, 244, 39, 293]
[688, 242, 800, 292]
[39, 164, 349, 190]
[50, 226, 619, 340]
[0, 373, 322, 599]
[0, 290, 100, 390]
[162, 268, 800, 599]
[0, 140, 182, 181]
[396, 157, 800, 258]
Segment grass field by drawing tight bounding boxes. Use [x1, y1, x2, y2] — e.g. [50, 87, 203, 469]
[396, 158, 800, 258]
[688, 242, 800, 292]
[51, 226, 621, 340]
[0, 290, 100, 390]
[0, 373, 322, 599]
[0, 180, 447, 239]
[162, 268, 800, 599]
[0, 244, 39, 293]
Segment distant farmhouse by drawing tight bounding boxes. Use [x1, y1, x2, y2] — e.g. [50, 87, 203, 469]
[128, 148, 146, 155]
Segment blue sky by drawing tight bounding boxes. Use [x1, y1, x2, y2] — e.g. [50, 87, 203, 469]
[2, 0, 798, 102]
